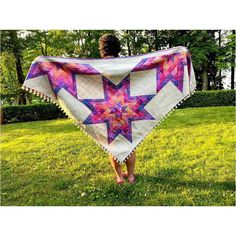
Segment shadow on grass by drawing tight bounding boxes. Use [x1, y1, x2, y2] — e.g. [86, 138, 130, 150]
[1, 160, 234, 206]
[134, 172, 234, 191]
[100, 167, 234, 193]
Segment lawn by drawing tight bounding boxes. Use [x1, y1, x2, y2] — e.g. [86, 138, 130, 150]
[0, 106, 235, 206]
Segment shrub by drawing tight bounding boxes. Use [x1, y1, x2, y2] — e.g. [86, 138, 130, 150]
[1, 90, 235, 124]
[179, 90, 235, 108]
[2, 103, 66, 123]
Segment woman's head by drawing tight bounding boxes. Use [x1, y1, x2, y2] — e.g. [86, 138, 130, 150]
[99, 33, 121, 58]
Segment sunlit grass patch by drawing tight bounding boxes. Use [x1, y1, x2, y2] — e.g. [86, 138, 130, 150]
[1, 106, 235, 206]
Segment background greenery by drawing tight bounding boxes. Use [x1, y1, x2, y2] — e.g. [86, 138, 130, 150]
[0, 30, 235, 105]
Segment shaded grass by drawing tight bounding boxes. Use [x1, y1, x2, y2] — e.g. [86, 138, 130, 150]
[1, 106, 235, 206]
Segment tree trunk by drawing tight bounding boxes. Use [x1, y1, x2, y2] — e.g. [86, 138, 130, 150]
[231, 65, 235, 90]
[126, 30, 131, 56]
[201, 60, 209, 90]
[208, 30, 216, 90]
[147, 31, 152, 52]
[44, 31, 48, 56]
[40, 41, 45, 55]
[218, 30, 222, 87]
[154, 30, 159, 51]
[0, 108, 4, 124]
[231, 30, 235, 90]
[132, 31, 136, 55]
[9, 30, 27, 105]
[168, 30, 173, 48]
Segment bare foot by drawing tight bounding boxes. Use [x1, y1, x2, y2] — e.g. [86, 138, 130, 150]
[127, 174, 136, 184]
[116, 176, 124, 184]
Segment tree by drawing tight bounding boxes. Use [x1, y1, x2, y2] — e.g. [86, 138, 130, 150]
[215, 30, 235, 89]
[1, 29, 235, 106]
[230, 30, 235, 89]
[1, 30, 27, 104]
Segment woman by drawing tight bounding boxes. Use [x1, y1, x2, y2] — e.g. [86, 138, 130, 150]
[98, 33, 136, 185]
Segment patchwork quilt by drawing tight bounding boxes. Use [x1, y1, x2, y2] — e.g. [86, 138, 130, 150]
[22, 46, 196, 164]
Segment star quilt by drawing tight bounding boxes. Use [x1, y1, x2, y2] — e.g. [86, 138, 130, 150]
[22, 46, 196, 164]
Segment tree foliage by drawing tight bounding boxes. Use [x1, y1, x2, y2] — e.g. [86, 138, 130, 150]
[0, 30, 235, 105]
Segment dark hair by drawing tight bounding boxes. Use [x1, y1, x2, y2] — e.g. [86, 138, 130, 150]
[99, 34, 121, 58]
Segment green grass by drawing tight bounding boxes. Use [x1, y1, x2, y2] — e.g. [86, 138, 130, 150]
[1, 106, 235, 206]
